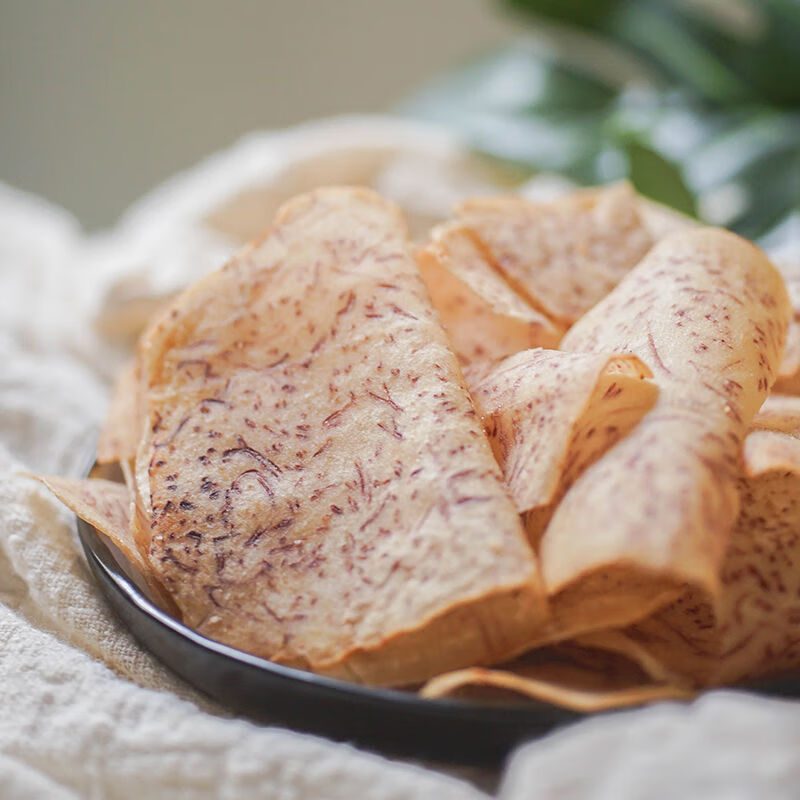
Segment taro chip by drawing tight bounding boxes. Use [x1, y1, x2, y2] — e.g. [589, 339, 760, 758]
[752, 394, 800, 437]
[774, 319, 800, 395]
[30, 475, 152, 586]
[96, 358, 142, 465]
[593, 431, 800, 688]
[541, 229, 789, 623]
[467, 349, 657, 543]
[636, 197, 698, 240]
[771, 253, 800, 394]
[455, 183, 655, 327]
[574, 628, 690, 687]
[136, 186, 546, 686]
[417, 223, 562, 365]
[420, 642, 690, 711]
[31, 475, 138, 564]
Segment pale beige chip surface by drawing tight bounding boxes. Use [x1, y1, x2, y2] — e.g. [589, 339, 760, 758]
[636, 197, 699, 240]
[752, 394, 800, 436]
[417, 223, 562, 365]
[773, 256, 800, 394]
[542, 229, 789, 613]
[32, 474, 139, 565]
[456, 183, 654, 327]
[597, 431, 800, 687]
[467, 349, 656, 543]
[32, 475, 176, 612]
[775, 321, 800, 394]
[97, 359, 142, 465]
[136, 186, 546, 686]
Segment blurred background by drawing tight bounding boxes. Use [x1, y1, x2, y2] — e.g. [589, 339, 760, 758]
[3, 0, 799, 244]
[0, 0, 517, 229]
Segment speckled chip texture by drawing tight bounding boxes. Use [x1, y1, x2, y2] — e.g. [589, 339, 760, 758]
[417, 223, 562, 365]
[136, 186, 545, 685]
[96, 358, 141, 465]
[598, 431, 800, 688]
[32, 475, 136, 565]
[30, 474, 178, 613]
[466, 349, 657, 528]
[31, 177, 800, 709]
[455, 182, 655, 327]
[773, 255, 800, 393]
[545, 229, 790, 603]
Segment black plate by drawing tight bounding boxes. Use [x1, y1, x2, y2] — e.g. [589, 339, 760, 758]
[76, 512, 586, 765]
[76, 511, 800, 766]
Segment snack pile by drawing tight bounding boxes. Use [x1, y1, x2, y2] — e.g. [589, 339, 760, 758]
[36, 182, 800, 711]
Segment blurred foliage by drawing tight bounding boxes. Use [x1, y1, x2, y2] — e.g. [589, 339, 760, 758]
[403, 0, 800, 244]
[505, 0, 800, 105]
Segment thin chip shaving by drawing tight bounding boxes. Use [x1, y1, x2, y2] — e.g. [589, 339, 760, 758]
[420, 643, 691, 711]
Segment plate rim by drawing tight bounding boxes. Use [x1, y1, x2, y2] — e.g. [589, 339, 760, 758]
[72, 453, 800, 762]
[76, 509, 584, 726]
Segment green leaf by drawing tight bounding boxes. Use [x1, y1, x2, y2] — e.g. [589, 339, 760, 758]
[502, 0, 800, 106]
[403, 43, 620, 117]
[502, 0, 622, 29]
[611, 3, 750, 103]
[621, 139, 696, 216]
[400, 11, 800, 245]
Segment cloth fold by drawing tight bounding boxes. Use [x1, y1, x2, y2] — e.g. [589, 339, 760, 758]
[2, 114, 800, 799]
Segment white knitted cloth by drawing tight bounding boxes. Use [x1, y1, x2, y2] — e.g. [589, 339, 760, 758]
[2, 115, 800, 800]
